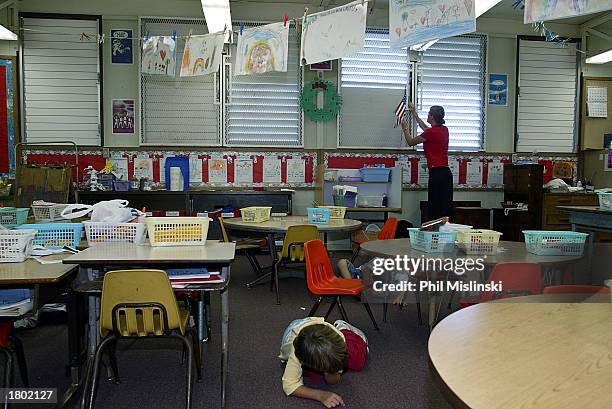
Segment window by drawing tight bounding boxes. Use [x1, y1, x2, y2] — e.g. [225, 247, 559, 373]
[416, 34, 487, 151]
[140, 17, 221, 146]
[21, 15, 101, 145]
[516, 39, 578, 153]
[225, 22, 302, 147]
[338, 29, 410, 148]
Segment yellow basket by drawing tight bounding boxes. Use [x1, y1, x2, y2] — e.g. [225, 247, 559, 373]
[456, 229, 502, 255]
[318, 206, 347, 219]
[145, 217, 211, 246]
[240, 207, 271, 223]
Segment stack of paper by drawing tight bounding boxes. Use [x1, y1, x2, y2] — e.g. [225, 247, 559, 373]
[0, 289, 33, 317]
[166, 268, 224, 288]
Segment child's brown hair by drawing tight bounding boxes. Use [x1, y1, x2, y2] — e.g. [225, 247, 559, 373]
[293, 324, 347, 373]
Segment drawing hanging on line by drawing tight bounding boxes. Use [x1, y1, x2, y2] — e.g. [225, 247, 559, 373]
[524, 0, 611, 24]
[180, 32, 225, 77]
[141, 36, 176, 76]
[389, 0, 476, 49]
[235, 22, 289, 76]
[300, 0, 368, 66]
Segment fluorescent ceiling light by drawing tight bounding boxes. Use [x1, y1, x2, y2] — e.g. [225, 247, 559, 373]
[586, 49, 612, 64]
[201, 0, 232, 42]
[475, 0, 503, 18]
[0, 24, 17, 41]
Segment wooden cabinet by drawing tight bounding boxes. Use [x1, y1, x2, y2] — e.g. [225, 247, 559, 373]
[500, 164, 544, 242]
[542, 193, 598, 230]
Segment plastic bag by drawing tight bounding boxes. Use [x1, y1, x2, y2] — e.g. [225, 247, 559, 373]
[61, 199, 140, 223]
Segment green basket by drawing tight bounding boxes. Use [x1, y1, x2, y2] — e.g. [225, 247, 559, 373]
[0, 207, 29, 227]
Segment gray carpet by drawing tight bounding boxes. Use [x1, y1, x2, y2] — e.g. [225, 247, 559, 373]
[14, 252, 452, 409]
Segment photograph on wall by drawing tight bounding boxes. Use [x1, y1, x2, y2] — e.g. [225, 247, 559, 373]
[112, 99, 135, 134]
[111, 29, 133, 64]
[235, 22, 289, 76]
[180, 32, 225, 77]
[488, 73, 508, 106]
[142, 36, 176, 76]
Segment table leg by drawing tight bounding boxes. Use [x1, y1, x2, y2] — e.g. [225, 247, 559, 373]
[56, 287, 83, 409]
[246, 233, 277, 289]
[197, 296, 208, 343]
[220, 286, 229, 409]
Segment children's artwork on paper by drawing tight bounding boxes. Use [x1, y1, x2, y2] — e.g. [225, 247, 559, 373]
[180, 33, 225, 77]
[389, 0, 476, 49]
[235, 22, 289, 76]
[524, 0, 612, 24]
[300, 0, 368, 66]
[235, 159, 254, 183]
[111, 29, 133, 64]
[141, 36, 176, 76]
[209, 158, 228, 183]
[112, 99, 135, 134]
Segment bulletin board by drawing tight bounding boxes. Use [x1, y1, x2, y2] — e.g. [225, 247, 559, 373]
[581, 77, 612, 150]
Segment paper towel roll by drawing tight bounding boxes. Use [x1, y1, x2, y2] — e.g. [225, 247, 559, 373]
[170, 167, 184, 191]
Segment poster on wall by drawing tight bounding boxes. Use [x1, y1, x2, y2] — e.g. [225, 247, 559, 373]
[112, 99, 135, 134]
[524, 0, 611, 23]
[235, 158, 254, 183]
[180, 32, 225, 77]
[235, 22, 289, 76]
[209, 158, 228, 183]
[488, 73, 508, 106]
[286, 158, 306, 183]
[141, 36, 176, 76]
[300, 0, 368, 65]
[111, 29, 133, 64]
[389, 0, 476, 49]
[263, 157, 282, 183]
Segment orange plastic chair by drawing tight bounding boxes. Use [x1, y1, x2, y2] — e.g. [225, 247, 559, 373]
[351, 217, 398, 262]
[543, 285, 610, 294]
[304, 239, 379, 330]
[459, 262, 542, 307]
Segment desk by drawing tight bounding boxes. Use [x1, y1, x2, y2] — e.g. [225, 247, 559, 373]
[223, 216, 362, 304]
[64, 241, 235, 409]
[360, 239, 583, 328]
[428, 295, 612, 409]
[0, 258, 81, 409]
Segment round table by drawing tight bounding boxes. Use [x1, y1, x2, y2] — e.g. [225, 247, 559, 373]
[428, 295, 612, 409]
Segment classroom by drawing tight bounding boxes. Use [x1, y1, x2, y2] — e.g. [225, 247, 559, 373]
[0, 0, 611, 408]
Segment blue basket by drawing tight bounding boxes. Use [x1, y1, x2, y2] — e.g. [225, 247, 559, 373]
[307, 207, 330, 224]
[597, 192, 612, 210]
[408, 228, 456, 253]
[0, 208, 29, 227]
[18, 223, 83, 249]
[523, 230, 588, 256]
[360, 167, 391, 182]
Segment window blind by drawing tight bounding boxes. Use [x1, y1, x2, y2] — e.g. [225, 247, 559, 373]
[338, 29, 409, 148]
[140, 18, 221, 146]
[225, 22, 302, 147]
[516, 39, 578, 153]
[21, 16, 101, 145]
[417, 34, 486, 151]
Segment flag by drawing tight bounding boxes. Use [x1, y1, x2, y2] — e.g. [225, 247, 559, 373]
[394, 93, 407, 128]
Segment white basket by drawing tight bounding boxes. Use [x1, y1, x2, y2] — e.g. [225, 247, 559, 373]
[0, 229, 36, 263]
[145, 217, 211, 246]
[32, 204, 68, 222]
[456, 229, 502, 255]
[83, 221, 146, 246]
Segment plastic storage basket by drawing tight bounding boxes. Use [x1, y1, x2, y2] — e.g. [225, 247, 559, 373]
[18, 223, 83, 249]
[31, 204, 68, 222]
[523, 230, 588, 256]
[317, 206, 346, 219]
[408, 228, 457, 253]
[145, 217, 211, 246]
[597, 192, 612, 210]
[0, 229, 36, 263]
[456, 229, 502, 255]
[307, 207, 330, 224]
[360, 167, 391, 182]
[357, 195, 384, 208]
[240, 207, 272, 223]
[0, 208, 29, 227]
[83, 221, 146, 246]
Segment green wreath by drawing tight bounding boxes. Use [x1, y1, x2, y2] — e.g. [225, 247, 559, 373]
[300, 80, 342, 122]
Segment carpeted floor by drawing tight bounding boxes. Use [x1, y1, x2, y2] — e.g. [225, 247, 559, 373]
[14, 252, 452, 409]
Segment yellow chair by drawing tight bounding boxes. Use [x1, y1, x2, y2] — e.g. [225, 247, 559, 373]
[83, 269, 202, 409]
[219, 217, 265, 276]
[247, 225, 319, 305]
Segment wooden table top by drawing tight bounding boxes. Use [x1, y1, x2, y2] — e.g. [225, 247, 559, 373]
[360, 239, 582, 266]
[0, 255, 78, 284]
[63, 240, 236, 265]
[222, 215, 362, 233]
[558, 205, 612, 215]
[429, 297, 612, 409]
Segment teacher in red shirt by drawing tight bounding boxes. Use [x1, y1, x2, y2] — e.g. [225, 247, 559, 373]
[401, 103, 453, 221]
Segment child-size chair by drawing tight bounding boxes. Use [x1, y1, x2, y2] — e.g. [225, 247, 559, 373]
[219, 217, 265, 276]
[459, 262, 542, 307]
[83, 269, 201, 409]
[351, 217, 398, 263]
[543, 285, 610, 294]
[305, 239, 379, 330]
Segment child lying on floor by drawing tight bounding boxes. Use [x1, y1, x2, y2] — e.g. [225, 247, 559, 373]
[279, 317, 368, 408]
